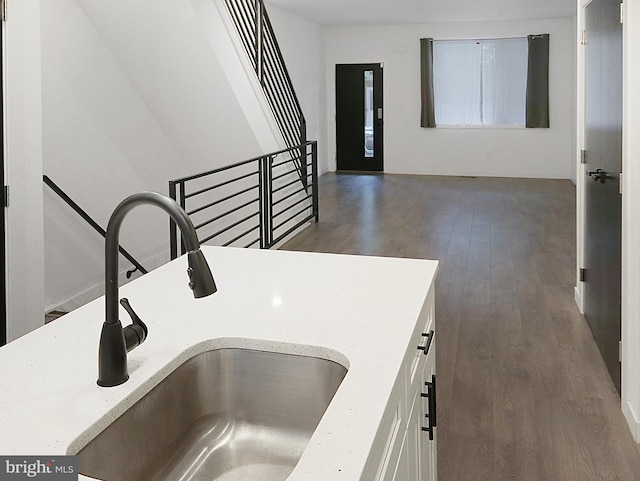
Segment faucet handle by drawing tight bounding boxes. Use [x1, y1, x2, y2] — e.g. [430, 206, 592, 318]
[120, 298, 148, 352]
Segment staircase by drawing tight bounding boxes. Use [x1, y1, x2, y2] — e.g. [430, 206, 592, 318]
[168, 0, 318, 257]
[223, 0, 308, 182]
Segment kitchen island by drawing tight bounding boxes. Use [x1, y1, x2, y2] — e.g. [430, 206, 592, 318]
[0, 247, 438, 480]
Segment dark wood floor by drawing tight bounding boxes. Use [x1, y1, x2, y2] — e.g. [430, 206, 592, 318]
[281, 173, 640, 481]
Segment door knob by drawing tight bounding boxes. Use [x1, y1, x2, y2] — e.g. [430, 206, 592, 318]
[587, 168, 608, 183]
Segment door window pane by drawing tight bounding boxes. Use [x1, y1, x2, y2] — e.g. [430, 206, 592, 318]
[364, 70, 374, 157]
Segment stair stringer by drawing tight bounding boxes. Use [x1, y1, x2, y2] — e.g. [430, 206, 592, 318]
[190, 0, 287, 156]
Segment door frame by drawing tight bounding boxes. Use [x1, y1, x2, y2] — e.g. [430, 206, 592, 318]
[619, 0, 640, 440]
[1, 15, 5, 346]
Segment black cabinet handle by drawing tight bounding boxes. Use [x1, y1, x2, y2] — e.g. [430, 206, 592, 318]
[421, 374, 437, 440]
[429, 374, 437, 428]
[417, 330, 434, 356]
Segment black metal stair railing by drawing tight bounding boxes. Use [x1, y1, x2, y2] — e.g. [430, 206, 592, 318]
[169, 141, 318, 259]
[43, 175, 147, 278]
[223, 0, 307, 182]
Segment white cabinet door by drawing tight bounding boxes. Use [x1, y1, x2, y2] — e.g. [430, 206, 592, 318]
[407, 392, 422, 481]
[369, 288, 437, 481]
[379, 420, 405, 481]
[391, 435, 410, 481]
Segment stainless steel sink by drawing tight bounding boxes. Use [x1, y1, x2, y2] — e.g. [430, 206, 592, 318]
[75, 348, 347, 481]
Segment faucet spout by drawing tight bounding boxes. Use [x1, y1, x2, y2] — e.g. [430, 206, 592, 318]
[98, 192, 217, 387]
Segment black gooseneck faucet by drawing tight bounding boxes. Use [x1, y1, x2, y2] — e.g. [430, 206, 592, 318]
[97, 192, 217, 387]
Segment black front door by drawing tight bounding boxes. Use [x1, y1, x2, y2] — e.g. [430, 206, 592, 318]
[336, 64, 383, 172]
[583, 0, 623, 393]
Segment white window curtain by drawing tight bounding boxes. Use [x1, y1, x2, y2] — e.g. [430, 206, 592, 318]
[433, 38, 528, 127]
[433, 40, 482, 126]
[482, 38, 528, 125]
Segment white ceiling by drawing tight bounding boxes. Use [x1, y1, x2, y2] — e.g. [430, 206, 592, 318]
[265, 0, 576, 26]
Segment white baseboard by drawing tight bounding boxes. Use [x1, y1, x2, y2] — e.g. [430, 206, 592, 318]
[623, 400, 640, 443]
[574, 284, 584, 314]
[49, 250, 170, 314]
[48, 218, 311, 315]
[46, 281, 103, 314]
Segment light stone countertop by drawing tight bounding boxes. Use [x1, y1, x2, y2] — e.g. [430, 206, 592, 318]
[0, 246, 438, 480]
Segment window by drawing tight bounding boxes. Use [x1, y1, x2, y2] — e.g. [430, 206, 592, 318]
[432, 38, 528, 127]
[421, 35, 549, 129]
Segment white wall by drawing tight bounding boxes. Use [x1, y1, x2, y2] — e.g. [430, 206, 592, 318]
[325, 18, 576, 179]
[74, 0, 266, 172]
[265, 2, 329, 173]
[5, 0, 45, 340]
[40, 0, 266, 312]
[41, 0, 184, 311]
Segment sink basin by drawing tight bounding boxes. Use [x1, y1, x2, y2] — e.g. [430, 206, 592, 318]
[75, 348, 347, 481]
